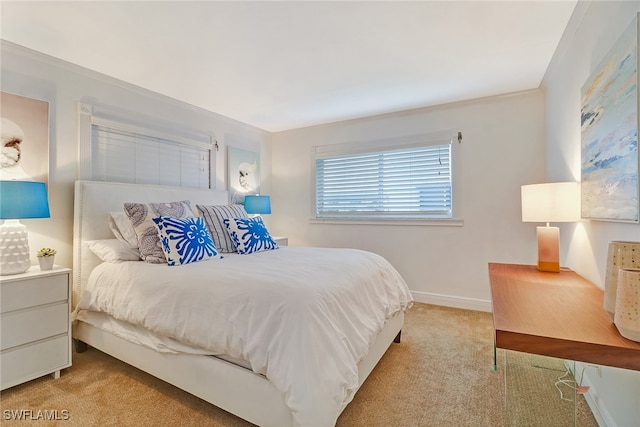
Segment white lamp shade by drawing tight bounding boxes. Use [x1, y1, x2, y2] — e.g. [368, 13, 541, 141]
[521, 182, 580, 223]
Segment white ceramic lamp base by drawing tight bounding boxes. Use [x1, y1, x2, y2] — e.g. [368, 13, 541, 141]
[0, 219, 31, 275]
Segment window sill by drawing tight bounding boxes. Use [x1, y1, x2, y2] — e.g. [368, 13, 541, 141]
[309, 217, 464, 227]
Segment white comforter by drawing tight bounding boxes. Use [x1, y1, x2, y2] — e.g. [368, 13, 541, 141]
[75, 246, 413, 426]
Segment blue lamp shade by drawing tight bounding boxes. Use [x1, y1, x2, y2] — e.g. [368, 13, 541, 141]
[244, 195, 271, 215]
[0, 181, 51, 219]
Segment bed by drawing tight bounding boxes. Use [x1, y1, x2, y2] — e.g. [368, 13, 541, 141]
[72, 180, 413, 427]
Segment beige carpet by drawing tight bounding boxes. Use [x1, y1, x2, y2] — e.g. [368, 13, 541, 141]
[0, 304, 597, 426]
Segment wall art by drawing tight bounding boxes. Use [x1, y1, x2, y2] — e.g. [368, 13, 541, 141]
[228, 146, 260, 204]
[0, 91, 49, 184]
[581, 16, 638, 222]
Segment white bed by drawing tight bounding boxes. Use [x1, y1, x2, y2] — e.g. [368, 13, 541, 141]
[72, 180, 412, 427]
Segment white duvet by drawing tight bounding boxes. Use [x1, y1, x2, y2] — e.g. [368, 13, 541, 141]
[75, 246, 413, 426]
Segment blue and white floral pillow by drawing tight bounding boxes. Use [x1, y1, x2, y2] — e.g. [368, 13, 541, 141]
[153, 216, 222, 266]
[124, 200, 195, 263]
[223, 217, 278, 255]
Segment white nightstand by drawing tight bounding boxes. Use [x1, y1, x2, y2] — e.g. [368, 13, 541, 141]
[273, 236, 288, 246]
[0, 266, 72, 390]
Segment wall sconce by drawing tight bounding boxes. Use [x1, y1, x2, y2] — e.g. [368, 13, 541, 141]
[0, 181, 51, 275]
[521, 182, 580, 272]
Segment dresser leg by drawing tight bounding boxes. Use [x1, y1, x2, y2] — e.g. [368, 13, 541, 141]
[50, 370, 60, 380]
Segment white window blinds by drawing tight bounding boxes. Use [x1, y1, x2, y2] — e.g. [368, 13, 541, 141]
[315, 142, 452, 219]
[91, 123, 214, 189]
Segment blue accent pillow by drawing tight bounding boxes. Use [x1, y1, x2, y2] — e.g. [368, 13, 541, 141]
[124, 200, 195, 263]
[223, 217, 279, 255]
[153, 216, 222, 266]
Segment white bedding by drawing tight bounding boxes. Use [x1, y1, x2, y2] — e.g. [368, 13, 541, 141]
[74, 311, 217, 355]
[75, 246, 413, 427]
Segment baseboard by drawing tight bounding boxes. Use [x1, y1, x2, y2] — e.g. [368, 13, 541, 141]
[570, 363, 616, 427]
[411, 291, 492, 312]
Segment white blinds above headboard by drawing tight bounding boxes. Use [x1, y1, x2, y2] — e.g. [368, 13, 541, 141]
[91, 123, 212, 189]
[78, 102, 217, 189]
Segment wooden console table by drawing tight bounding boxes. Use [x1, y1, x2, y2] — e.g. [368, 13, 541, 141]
[489, 263, 640, 371]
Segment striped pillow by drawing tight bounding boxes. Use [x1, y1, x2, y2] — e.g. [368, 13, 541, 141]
[196, 204, 248, 252]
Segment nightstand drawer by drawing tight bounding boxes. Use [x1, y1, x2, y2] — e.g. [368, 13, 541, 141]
[1, 303, 69, 349]
[0, 334, 69, 390]
[0, 274, 68, 313]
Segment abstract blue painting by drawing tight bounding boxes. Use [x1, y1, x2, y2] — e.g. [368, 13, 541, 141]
[581, 16, 639, 222]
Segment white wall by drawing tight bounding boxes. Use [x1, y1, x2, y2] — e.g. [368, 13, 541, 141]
[542, 1, 640, 426]
[1, 41, 272, 269]
[271, 90, 546, 311]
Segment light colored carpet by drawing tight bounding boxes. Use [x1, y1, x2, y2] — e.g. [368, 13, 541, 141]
[0, 303, 597, 426]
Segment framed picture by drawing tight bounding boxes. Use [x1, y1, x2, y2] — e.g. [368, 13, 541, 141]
[227, 146, 260, 204]
[0, 91, 49, 185]
[580, 16, 639, 222]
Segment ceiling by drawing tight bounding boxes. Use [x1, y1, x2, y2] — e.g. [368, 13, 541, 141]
[0, 1, 577, 132]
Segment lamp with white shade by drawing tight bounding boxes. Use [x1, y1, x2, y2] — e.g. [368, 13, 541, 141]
[0, 180, 51, 275]
[521, 182, 580, 273]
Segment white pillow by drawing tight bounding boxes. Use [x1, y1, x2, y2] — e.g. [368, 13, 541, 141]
[86, 239, 141, 263]
[108, 212, 139, 248]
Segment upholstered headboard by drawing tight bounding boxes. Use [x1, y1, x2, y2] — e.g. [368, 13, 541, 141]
[72, 180, 228, 306]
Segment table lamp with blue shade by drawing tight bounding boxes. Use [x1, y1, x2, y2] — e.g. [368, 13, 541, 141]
[0, 181, 51, 275]
[244, 195, 271, 216]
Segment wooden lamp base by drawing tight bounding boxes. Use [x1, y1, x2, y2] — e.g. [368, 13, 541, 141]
[537, 226, 560, 272]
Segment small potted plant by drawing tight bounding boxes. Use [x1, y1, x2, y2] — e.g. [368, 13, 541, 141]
[36, 247, 57, 271]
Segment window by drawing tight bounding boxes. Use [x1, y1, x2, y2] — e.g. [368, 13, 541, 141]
[314, 140, 452, 220]
[78, 102, 216, 189]
[91, 124, 213, 189]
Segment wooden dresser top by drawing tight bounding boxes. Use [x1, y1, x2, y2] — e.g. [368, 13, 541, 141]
[489, 263, 640, 371]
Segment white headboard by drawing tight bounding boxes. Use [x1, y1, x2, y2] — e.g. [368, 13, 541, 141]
[73, 180, 228, 306]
